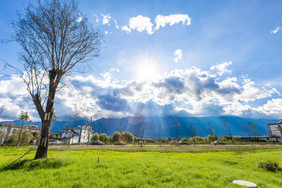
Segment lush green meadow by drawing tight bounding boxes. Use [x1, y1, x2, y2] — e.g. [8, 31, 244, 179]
[0, 146, 281, 187]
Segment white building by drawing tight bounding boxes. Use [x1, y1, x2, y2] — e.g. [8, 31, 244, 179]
[61, 124, 92, 144]
[268, 120, 282, 137]
[0, 123, 41, 144]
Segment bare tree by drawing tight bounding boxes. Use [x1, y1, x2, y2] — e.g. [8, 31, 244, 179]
[140, 124, 146, 147]
[248, 122, 258, 137]
[174, 121, 179, 146]
[189, 122, 196, 144]
[72, 112, 80, 127]
[11, 0, 102, 159]
[207, 123, 215, 136]
[158, 122, 161, 146]
[223, 120, 234, 144]
[241, 122, 252, 138]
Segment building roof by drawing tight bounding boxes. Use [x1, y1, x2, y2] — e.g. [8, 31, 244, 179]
[268, 120, 282, 125]
[0, 123, 41, 130]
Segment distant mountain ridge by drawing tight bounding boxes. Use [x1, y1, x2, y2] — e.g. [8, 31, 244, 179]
[1, 116, 278, 138]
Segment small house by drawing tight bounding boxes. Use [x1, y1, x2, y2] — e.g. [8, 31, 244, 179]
[61, 124, 92, 144]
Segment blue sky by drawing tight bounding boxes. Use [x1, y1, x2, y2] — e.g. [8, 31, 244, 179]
[0, 0, 282, 121]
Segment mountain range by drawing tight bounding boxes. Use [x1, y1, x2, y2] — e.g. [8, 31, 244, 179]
[2, 116, 278, 139]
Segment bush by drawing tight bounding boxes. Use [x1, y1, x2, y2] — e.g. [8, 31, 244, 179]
[258, 161, 280, 172]
[5, 130, 34, 146]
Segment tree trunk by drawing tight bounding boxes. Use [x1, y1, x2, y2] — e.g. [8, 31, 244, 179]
[34, 120, 51, 159]
[34, 70, 60, 160]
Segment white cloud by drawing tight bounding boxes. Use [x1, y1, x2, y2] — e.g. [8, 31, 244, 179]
[113, 19, 119, 29]
[155, 14, 191, 30]
[101, 13, 111, 25]
[258, 98, 282, 117]
[122, 14, 191, 35]
[174, 49, 183, 63]
[210, 61, 232, 76]
[271, 27, 281, 34]
[121, 25, 131, 33]
[105, 31, 108, 35]
[76, 13, 82, 22]
[1, 63, 280, 120]
[122, 15, 154, 35]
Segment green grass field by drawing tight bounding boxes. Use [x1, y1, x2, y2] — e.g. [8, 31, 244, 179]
[0, 146, 281, 187]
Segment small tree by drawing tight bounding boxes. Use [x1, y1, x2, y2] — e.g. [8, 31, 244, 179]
[49, 133, 56, 139]
[207, 123, 215, 136]
[158, 122, 162, 146]
[54, 133, 60, 139]
[140, 124, 146, 147]
[17, 111, 31, 148]
[174, 121, 179, 146]
[241, 122, 252, 138]
[91, 133, 99, 142]
[50, 133, 60, 139]
[112, 131, 121, 142]
[72, 112, 80, 127]
[99, 133, 108, 143]
[51, 112, 61, 123]
[207, 135, 213, 143]
[223, 120, 234, 144]
[248, 122, 258, 144]
[212, 133, 218, 141]
[189, 122, 196, 144]
[120, 131, 134, 144]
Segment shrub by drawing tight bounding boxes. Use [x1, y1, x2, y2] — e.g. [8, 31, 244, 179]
[258, 161, 280, 172]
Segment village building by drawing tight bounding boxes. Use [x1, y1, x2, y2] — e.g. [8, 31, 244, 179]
[61, 124, 93, 144]
[0, 123, 41, 144]
[268, 120, 282, 137]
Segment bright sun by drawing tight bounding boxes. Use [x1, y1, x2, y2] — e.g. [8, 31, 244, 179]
[135, 58, 160, 81]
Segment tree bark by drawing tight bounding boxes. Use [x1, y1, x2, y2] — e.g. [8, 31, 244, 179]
[34, 70, 59, 160]
[35, 120, 51, 159]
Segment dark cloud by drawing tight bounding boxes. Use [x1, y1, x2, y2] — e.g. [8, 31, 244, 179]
[97, 94, 130, 112]
[154, 76, 185, 94]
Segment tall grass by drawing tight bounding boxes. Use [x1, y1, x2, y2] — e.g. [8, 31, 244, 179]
[0, 146, 281, 187]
